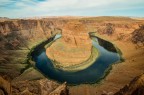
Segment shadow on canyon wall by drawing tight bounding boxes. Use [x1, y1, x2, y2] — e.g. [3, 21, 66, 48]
[0, 17, 144, 95]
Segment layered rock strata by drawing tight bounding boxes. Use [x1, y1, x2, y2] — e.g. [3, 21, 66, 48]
[115, 74, 144, 95]
[0, 17, 144, 95]
[46, 22, 93, 68]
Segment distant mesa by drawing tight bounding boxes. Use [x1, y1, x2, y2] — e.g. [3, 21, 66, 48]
[0, 17, 9, 22]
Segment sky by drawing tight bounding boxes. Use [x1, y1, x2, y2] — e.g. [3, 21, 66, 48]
[0, 0, 144, 18]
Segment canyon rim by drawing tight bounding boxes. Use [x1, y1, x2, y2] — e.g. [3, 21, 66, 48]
[0, 0, 144, 95]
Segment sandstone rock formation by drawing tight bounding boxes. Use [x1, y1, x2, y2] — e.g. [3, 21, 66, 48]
[46, 22, 92, 68]
[0, 76, 68, 95]
[115, 74, 144, 95]
[0, 19, 63, 50]
[12, 79, 68, 95]
[0, 19, 62, 80]
[0, 76, 11, 95]
[49, 82, 68, 95]
[0, 16, 144, 95]
[132, 25, 144, 45]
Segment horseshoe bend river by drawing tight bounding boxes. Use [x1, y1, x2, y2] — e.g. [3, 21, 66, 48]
[31, 34, 121, 85]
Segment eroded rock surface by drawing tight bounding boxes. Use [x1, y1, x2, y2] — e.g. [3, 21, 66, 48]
[12, 78, 68, 95]
[0, 76, 68, 95]
[115, 74, 144, 95]
[46, 22, 92, 68]
[132, 25, 144, 45]
[0, 17, 144, 95]
[0, 76, 11, 95]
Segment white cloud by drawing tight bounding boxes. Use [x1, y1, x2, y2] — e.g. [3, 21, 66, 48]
[0, 0, 144, 18]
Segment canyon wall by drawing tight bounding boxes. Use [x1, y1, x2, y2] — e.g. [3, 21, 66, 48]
[114, 74, 144, 95]
[0, 17, 144, 79]
[0, 17, 144, 50]
[0, 19, 64, 50]
[0, 17, 144, 95]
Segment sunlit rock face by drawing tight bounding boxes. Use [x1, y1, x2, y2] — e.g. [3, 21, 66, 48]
[46, 22, 92, 68]
[62, 22, 91, 47]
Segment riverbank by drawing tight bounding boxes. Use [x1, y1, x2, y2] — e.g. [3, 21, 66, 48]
[45, 33, 100, 71]
[51, 46, 99, 72]
[29, 33, 121, 85]
[69, 34, 144, 95]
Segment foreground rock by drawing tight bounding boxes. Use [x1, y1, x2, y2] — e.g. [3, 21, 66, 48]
[49, 82, 68, 95]
[12, 79, 68, 95]
[0, 76, 68, 95]
[0, 76, 11, 95]
[0, 75, 68, 95]
[115, 74, 144, 95]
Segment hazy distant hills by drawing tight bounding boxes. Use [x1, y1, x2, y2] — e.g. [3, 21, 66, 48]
[0, 16, 144, 21]
[0, 17, 9, 21]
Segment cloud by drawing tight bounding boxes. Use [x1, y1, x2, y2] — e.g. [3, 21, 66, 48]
[0, 0, 144, 18]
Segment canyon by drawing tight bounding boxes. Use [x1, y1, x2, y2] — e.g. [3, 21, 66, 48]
[0, 16, 144, 95]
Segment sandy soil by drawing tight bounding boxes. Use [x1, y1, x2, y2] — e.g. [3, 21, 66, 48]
[69, 35, 144, 95]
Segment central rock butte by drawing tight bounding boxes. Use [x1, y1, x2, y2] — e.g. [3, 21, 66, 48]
[46, 22, 92, 68]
